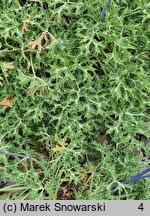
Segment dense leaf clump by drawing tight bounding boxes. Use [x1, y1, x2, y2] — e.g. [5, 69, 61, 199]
[0, 0, 149, 199]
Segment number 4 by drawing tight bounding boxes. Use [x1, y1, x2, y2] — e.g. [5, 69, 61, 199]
[138, 203, 144, 211]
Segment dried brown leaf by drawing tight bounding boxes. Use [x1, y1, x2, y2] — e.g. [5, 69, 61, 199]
[28, 86, 35, 96]
[6, 62, 14, 69]
[22, 20, 30, 33]
[0, 94, 13, 107]
[27, 78, 44, 97]
[27, 32, 49, 52]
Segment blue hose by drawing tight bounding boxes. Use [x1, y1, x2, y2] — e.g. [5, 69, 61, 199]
[99, 0, 111, 20]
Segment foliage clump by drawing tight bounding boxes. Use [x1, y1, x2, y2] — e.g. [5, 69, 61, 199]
[0, 0, 149, 200]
